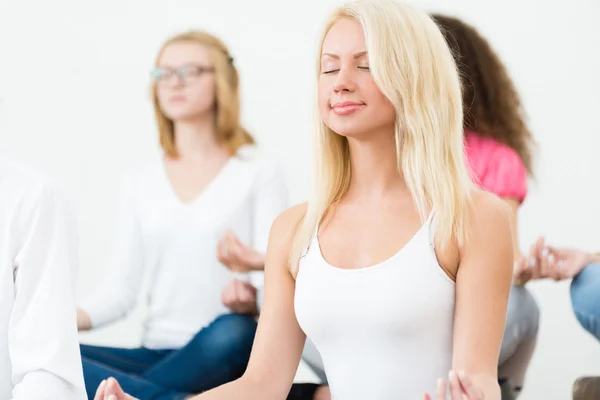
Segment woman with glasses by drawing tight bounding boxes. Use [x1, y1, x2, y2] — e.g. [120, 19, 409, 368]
[76, 30, 288, 399]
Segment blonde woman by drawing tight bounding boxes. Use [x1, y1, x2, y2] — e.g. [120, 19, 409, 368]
[96, 1, 512, 399]
[77, 31, 287, 399]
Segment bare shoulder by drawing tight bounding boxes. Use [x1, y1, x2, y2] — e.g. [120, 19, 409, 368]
[462, 189, 513, 258]
[468, 189, 512, 232]
[268, 202, 308, 253]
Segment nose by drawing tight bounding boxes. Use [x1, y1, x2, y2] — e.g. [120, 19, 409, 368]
[333, 67, 356, 93]
[164, 72, 185, 88]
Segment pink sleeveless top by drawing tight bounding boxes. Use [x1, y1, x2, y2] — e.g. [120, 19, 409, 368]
[464, 130, 528, 203]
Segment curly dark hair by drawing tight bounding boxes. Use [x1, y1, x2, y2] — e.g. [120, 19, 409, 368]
[432, 14, 535, 175]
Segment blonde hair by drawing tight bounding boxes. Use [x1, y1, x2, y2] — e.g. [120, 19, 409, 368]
[289, 0, 474, 273]
[152, 31, 254, 158]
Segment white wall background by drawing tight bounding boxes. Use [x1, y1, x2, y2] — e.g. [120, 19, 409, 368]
[1, 0, 599, 398]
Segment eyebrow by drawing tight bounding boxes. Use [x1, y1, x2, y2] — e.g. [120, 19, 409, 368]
[321, 51, 368, 59]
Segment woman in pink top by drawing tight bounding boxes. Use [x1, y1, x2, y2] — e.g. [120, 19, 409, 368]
[433, 14, 538, 399]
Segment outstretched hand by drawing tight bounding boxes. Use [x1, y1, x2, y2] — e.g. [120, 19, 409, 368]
[424, 371, 484, 400]
[94, 378, 138, 400]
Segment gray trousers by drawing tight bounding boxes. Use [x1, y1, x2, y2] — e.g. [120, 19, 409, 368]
[300, 285, 539, 396]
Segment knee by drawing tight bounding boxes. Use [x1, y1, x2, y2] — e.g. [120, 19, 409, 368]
[570, 264, 600, 338]
[79, 344, 96, 360]
[570, 264, 600, 311]
[506, 285, 540, 338]
[522, 288, 540, 339]
[524, 288, 540, 331]
[210, 314, 258, 349]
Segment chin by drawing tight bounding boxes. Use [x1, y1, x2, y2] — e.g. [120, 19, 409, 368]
[326, 121, 371, 138]
[162, 108, 200, 122]
[330, 128, 364, 138]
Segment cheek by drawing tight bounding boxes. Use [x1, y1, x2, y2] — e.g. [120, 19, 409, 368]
[317, 80, 332, 120]
[366, 86, 396, 125]
[188, 83, 215, 109]
[156, 86, 169, 108]
[156, 90, 180, 119]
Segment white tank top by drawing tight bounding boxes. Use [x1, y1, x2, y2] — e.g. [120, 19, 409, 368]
[294, 214, 455, 399]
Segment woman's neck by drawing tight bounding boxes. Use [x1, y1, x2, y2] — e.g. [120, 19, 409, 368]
[345, 128, 407, 202]
[173, 114, 222, 160]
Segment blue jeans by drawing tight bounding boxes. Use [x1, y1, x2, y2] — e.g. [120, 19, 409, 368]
[81, 314, 257, 400]
[571, 263, 600, 342]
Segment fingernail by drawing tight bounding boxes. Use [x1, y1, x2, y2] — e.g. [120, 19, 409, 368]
[459, 371, 467, 379]
[437, 378, 444, 386]
[541, 247, 548, 256]
[448, 370, 456, 380]
[548, 254, 555, 263]
[528, 256, 536, 266]
[558, 260, 563, 267]
[100, 380, 106, 388]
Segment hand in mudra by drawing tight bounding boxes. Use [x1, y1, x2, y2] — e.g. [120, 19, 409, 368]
[515, 236, 592, 283]
[94, 378, 137, 400]
[221, 279, 258, 315]
[532, 236, 592, 281]
[217, 231, 264, 272]
[424, 371, 484, 400]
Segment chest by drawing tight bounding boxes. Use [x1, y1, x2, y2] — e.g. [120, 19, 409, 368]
[163, 155, 230, 205]
[318, 202, 425, 270]
[138, 160, 258, 247]
[295, 244, 456, 345]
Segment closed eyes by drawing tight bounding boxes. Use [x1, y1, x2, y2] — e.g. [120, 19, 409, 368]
[322, 66, 370, 74]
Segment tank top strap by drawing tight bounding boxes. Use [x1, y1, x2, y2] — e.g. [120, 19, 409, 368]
[426, 210, 437, 250]
[300, 225, 319, 259]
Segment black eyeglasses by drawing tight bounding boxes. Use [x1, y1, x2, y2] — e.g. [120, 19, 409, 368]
[150, 64, 215, 83]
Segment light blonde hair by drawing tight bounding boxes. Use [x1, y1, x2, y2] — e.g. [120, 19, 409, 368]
[289, 0, 474, 273]
[152, 31, 254, 158]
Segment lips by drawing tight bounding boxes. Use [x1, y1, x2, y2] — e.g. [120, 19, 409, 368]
[331, 101, 365, 115]
[169, 95, 186, 102]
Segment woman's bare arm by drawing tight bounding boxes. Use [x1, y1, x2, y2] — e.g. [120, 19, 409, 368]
[452, 191, 514, 399]
[195, 204, 309, 400]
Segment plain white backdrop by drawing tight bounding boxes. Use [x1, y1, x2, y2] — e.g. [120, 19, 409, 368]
[1, 0, 599, 398]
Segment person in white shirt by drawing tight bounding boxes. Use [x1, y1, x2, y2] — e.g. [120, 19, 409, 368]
[76, 30, 287, 399]
[96, 1, 513, 399]
[0, 158, 86, 400]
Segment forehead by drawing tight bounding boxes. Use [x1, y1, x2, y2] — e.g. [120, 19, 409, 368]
[322, 18, 366, 55]
[158, 41, 213, 66]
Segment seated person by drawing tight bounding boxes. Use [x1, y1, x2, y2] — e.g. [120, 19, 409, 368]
[0, 158, 86, 399]
[291, 12, 542, 400]
[76, 30, 287, 399]
[95, 1, 514, 399]
[525, 237, 600, 399]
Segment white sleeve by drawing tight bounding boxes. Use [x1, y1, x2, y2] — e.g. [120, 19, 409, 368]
[249, 158, 289, 304]
[78, 178, 145, 328]
[9, 184, 86, 400]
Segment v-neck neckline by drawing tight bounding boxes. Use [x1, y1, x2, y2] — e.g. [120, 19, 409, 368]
[160, 154, 236, 208]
